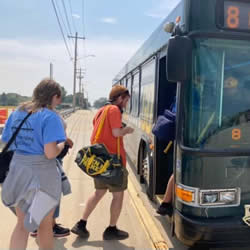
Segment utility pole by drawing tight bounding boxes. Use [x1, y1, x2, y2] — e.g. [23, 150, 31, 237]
[68, 32, 85, 111]
[77, 68, 84, 107]
[50, 63, 53, 80]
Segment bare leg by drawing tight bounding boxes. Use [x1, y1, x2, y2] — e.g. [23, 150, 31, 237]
[110, 191, 124, 226]
[9, 207, 29, 250]
[162, 174, 174, 203]
[82, 189, 107, 220]
[37, 208, 55, 250]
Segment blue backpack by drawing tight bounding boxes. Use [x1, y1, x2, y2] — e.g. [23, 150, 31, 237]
[152, 109, 176, 143]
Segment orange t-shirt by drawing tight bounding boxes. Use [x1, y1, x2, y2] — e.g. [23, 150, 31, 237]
[90, 105, 126, 167]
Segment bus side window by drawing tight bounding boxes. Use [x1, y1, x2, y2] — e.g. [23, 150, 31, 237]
[139, 58, 156, 122]
[131, 72, 140, 116]
[125, 76, 132, 113]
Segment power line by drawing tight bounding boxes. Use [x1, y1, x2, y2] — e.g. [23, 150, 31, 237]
[68, 0, 77, 34]
[54, 0, 74, 52]
[80, 0, 87, 70]
[61, 0, 73, 36]
[54, 0, 69, 37]
[51, 0, 72, 60]
[82, 0, 86, 53]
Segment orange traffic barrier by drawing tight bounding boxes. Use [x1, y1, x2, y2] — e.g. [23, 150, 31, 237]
[0, 108, 8, 124]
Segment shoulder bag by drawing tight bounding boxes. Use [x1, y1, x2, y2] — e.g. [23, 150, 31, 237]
[0, 111, 32, 183]
[75, 105, 124, 187]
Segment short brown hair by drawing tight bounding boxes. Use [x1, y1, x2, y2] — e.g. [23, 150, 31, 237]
[109, 85, 130, 102]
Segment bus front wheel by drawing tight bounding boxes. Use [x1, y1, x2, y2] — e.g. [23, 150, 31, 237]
[138, 145, 145, 184]
[138, 145, 154, 200]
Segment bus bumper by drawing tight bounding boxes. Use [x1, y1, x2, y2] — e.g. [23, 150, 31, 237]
[174, 210, 250, 248]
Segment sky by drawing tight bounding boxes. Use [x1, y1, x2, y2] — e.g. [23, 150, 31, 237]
[0, 0, 180, 105]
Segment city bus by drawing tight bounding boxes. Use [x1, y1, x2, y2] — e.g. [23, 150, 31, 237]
[113, 0, 250, 248]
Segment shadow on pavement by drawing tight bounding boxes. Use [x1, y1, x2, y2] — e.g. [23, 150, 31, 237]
[54, 238, 67, 250]
[72, 237, 135, 250]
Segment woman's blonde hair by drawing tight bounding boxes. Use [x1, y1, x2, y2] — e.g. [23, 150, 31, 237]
[19, 78, 62, 112]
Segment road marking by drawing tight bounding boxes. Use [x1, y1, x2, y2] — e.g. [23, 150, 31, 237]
[127, 176, 170, 250]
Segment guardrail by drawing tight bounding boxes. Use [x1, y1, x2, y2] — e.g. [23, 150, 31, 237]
[0, 125, 4, 135]
[60, 108, 75, 119]
[0, 108, 76, 137]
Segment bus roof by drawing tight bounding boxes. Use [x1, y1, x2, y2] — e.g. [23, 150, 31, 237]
[113, 1, 183, 83]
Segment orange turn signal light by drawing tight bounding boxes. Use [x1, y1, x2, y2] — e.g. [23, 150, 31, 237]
[176, 185, 194, 203]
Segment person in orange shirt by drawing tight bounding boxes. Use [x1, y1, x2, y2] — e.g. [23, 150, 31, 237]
[71, 85, 134, 240]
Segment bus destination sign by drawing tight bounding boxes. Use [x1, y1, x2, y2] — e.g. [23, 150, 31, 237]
[224, 0, 250, 30]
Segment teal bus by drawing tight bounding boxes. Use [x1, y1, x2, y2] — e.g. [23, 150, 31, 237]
[113, 0, 250, 248]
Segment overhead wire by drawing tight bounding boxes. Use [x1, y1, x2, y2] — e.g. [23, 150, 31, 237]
[68, 0, 77, 34]
[54, 0, 74, 52]
[61, 0, 73, 37]
[81, 0, 89, 103]
[51, 0, 73, 60]
[81, 0, 87, 58]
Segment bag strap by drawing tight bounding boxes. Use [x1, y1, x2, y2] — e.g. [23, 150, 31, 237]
[117, 137, 120, 159]
[93, 105, 111, 144]
[93, 105, 121, 159]
[2, 111, 32, 154]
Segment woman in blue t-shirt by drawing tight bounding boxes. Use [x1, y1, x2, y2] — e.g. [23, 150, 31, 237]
[1, 78, 66, 250]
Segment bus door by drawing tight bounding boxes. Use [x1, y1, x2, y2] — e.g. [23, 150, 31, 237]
[155, 55, 177, 196]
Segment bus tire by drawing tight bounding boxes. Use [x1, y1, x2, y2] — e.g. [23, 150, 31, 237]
[171, 214, 175, 237]
[138, 145, 145, 184]
[146, 150, 154, 200]
[138, 143, 154, 200]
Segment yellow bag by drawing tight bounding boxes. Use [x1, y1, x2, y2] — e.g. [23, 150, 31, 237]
[75, 106, 124, 186]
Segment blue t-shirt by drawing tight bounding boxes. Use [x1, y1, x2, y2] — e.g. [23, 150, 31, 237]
[2, 108, 66, 155]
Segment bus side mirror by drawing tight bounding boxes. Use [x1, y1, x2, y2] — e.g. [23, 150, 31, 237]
[167, 36, 192, 82]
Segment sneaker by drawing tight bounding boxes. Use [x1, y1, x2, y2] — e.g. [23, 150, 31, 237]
[103, 226, 129, 240]
[156, 202, 173, 216]
[30, 224, 70, 238]
[53, 224, 70, 237]
[71, 220, 90, 239]
[30, 230, 38, 237]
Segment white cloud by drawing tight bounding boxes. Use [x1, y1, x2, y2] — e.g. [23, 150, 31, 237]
[146, 0, 181, 19]
[72, 14, 80, 19]
[0, 38, 141, 105]
[100, 17, 117, 24]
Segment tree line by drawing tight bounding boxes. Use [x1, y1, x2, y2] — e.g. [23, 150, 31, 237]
[0, 86, 106, 109]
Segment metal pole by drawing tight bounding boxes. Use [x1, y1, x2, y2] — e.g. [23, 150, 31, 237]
[86, 91, 88, 109]
[73, 32, 78, 111]
[68, 32, 85, 111]
[77, 68, 84, 108]
[50, 63, 53, 80]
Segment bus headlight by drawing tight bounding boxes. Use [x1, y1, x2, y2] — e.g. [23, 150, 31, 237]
[200, 188, 239, 206]
[220, 191, 236, 203]
[202, 193, 218, 204]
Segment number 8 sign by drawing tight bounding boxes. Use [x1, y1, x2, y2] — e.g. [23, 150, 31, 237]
[232, 128, 241, 140]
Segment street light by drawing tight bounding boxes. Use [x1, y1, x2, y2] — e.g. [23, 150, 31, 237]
[78, 54, 96, 61]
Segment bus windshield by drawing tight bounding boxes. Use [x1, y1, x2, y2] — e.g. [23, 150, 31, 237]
[184, 38, 250, 150]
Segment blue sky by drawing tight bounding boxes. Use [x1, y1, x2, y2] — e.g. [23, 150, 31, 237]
[0, 0, 180, 104]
